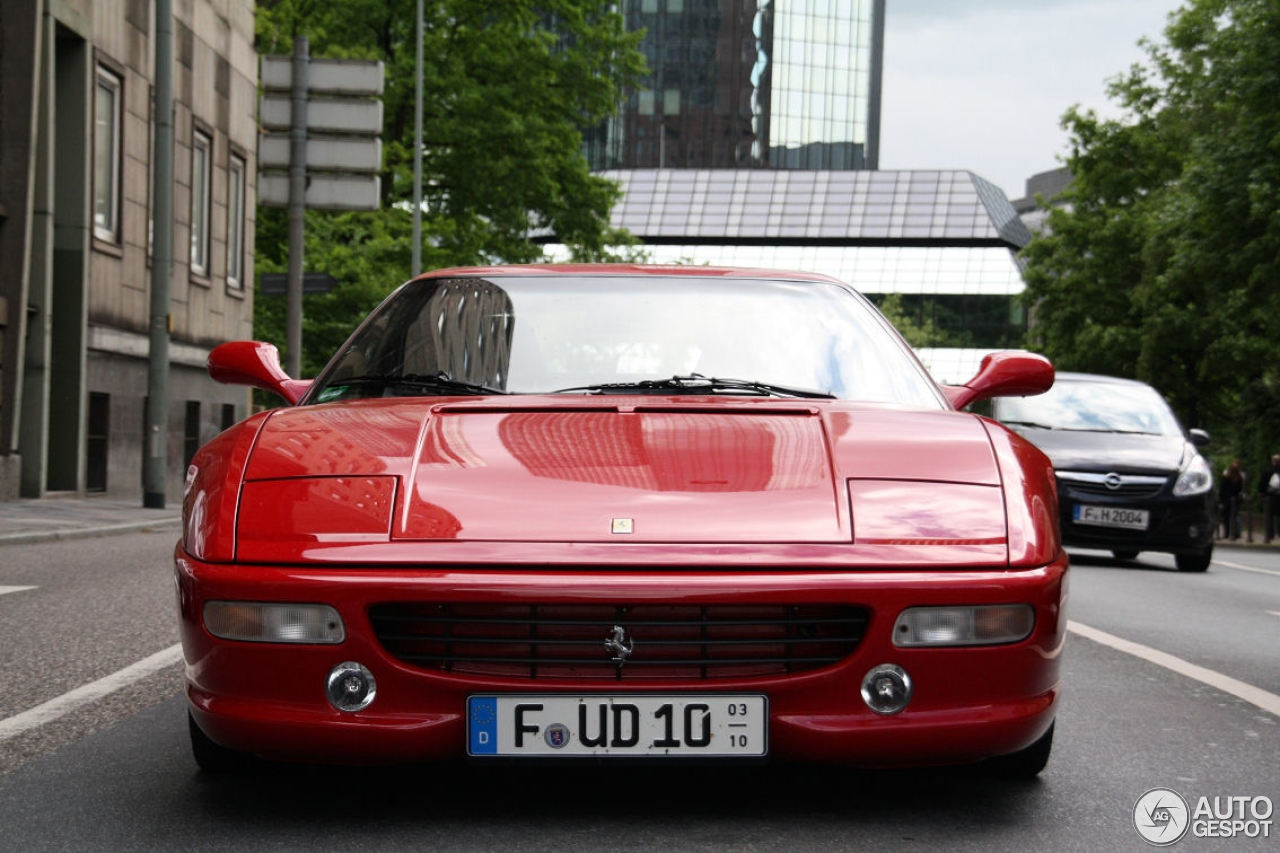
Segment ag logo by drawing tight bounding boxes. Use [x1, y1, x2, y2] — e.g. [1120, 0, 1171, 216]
[1134, 788, 1190, 845]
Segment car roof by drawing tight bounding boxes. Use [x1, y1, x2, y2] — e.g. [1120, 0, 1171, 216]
[413, 263, 848, 286]
[1053, 371, 1155, 389]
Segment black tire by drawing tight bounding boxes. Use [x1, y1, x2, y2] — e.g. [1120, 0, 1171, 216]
[985, 722, 1053, 779]
[1111, 549, 1139, 561]
[188, 712, 250, 773]
[1175, 546, 1212, 573]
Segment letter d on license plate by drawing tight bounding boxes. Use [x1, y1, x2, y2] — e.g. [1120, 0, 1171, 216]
[467, 694, 767, 757]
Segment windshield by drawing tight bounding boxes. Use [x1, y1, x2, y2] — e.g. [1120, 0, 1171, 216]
[995, 378, 1183, 436]
[308, 274, 944, 407]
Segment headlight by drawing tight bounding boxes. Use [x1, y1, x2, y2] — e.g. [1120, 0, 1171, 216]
[893, 604, 1034, 647]
[1173, 453, 1212, 497]
[203, 601, 345, 644]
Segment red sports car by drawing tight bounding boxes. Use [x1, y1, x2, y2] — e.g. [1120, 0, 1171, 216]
[178, 265, 1064, 775]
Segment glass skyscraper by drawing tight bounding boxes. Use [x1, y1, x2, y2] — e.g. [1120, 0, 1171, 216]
[587, 0, 884, 171]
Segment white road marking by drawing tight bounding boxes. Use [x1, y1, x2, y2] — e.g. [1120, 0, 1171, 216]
[0, 643, 183, 742]
[1068, 621, 1280, 718]
[1213, 558, 1280, 578]
[0, 585, 37, 597]
[1267, 611, 1280, 618]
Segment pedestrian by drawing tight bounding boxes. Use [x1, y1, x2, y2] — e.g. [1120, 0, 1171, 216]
[1261, 453, 1280, 544]
[1219, 459, 1245, 540]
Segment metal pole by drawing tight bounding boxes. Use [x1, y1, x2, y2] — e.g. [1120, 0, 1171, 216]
[412, 0, 423, 277]
[286, 35, 309, 379]
[143, 0, 174, 509]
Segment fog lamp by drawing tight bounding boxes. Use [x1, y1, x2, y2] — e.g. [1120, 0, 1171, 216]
[861, 664, 912, 715]
[893, 604, 1034, 647]
[203, 601, 344, 644]
[326, 661, 377, 712]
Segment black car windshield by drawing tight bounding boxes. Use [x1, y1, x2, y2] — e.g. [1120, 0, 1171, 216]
[996, 378, 1183, 436]
[307, 274, 944, 407]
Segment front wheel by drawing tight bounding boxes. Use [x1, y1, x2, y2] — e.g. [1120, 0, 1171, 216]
[984, 722, 1053, 779]
[1175, 547, 1212, 573]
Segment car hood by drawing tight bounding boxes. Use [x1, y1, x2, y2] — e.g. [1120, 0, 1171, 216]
[1006, 427, 1187, 474]
[237, 397, 1005, 547]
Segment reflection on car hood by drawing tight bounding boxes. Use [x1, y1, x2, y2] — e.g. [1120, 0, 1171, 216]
[240, 397, 1004, 546]
[1005, 427, 1186, 474]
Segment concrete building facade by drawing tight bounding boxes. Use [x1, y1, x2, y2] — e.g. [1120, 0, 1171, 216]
[0, 0, 256, 501]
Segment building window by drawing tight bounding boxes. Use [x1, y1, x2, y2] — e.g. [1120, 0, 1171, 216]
[191, 130, 212, 276]
[93, 67, 123, 243]
[227, 154, 246, 289]
[220, 403, 236, 432]
[87, 392, 110, 492]
[184, 400, 201, 468]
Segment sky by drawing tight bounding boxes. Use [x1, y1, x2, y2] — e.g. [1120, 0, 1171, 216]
[880, 0, 1186, 200]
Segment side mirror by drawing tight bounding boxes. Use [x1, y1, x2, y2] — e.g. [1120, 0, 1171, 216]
[1189, 428, 1211, 448]
[944, 352, 1054, 411]
[208, 341, 312, 405]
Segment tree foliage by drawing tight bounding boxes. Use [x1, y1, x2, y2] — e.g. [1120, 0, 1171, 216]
[1021, 0, 1280, 475]
[252, 0, 645, 375]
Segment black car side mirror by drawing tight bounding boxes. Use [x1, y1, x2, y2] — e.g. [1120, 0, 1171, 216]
[1189, 428, 1210, 448]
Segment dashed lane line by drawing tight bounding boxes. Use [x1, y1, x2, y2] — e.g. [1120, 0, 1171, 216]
[0, 644, 183, 743]
[1068, 620, 1280, 718]
[0, 586, 37, 597]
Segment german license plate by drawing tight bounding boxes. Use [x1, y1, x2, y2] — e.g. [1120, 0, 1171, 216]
[1073, 504, 1150, 530]
[467, 694, 767, 757]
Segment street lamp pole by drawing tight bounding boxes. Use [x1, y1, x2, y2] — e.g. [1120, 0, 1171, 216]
[144, 0, 174, 509]
[412, 0, 423, 277]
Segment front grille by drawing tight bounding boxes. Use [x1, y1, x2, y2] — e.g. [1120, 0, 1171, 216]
[1063, 482, 1164, 499]
[1058, 476, 1167, 499]
[369, 603, 870, 680]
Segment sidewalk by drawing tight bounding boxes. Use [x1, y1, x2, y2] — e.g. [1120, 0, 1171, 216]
[0, 496, 181, 545]
[1214, 537, 1280, 552]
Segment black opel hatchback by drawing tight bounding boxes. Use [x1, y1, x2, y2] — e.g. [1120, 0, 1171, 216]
[992, 373, 1217, 572]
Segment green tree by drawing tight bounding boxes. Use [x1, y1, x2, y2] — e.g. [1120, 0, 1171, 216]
[872, 293, 956, 349]
[253, 0, 645, 375]
[1021, 0, 1280, 472]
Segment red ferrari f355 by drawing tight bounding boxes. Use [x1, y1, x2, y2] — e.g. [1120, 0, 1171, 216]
[177, 265, 1064, 775]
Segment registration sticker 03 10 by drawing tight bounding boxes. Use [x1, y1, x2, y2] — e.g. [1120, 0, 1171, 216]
[467, 694, 767, 757]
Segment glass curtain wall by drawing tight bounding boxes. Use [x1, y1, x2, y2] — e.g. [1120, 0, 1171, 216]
[587, 0, 883, 171]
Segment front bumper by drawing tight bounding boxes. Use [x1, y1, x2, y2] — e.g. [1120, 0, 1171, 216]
[176, 550, 1068, 766]
[1058, 488, 1216, 554]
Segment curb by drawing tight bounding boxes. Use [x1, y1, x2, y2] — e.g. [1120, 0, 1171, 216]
[0, 517, 182, 546]
[1214, 541, 1280, 554]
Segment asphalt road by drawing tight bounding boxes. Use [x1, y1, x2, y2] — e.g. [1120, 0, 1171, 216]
[1, 533, 1276, 851]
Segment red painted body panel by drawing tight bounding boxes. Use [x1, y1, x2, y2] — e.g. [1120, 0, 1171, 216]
[229, 398, 1016, 562]
[177, 549, 1066, 765]
[239, 477, 396, 552]
[183, 411, 269, 563]
[982, 417, 1063, 567]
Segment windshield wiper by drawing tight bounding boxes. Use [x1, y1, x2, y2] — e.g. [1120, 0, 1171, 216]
[327, 371, 507, 396]
[1059, 427, 1161, 435]
[550, 373, 835, 399]
[1002, 420, 1057, 430]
